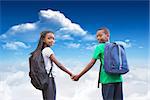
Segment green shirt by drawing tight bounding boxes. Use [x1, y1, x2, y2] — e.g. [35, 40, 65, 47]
[93, 43, 123, 84]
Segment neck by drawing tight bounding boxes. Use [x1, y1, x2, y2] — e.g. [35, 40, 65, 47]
[43, 44, 48, 48]
[100, 42, 106, 43]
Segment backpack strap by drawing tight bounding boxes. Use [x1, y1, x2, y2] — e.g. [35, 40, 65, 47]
[97, 58, 102, 88]
[48, 60, 54, 77]
[112, 42, 123, 69]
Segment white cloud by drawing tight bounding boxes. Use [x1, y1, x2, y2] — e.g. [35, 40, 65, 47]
[66, 43, 80, 48]
[125, 39, 130, 43]
[56, 34, 74, 40]
[0, 61, 149, 100]
[10, 23, 37, 35]
[0, 34, 7, 39]
[0, 81, 12, 100]
[122, 65, 149, 100]
[85, 44, 97, 50]
[0, 71, 42, 100]
[138, 46, 144, 49]
[62, 35, 74, 40]
[125, 92, 149, 100]
[0, 9, 94, 43]
[115, 40, 132, 48]
[39, 9, 87, 36]
[2, 41, 30, 50]
[1, 23, 37, 40]
[83, 34, 96, 41]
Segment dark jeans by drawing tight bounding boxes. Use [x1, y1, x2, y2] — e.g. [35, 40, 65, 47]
[42, 77, 56, 100]
[102, 82, 123, 100]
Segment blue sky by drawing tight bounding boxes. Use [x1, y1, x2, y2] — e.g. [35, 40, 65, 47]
[0, 1, 149, 68]
[0, 1, 149, 100]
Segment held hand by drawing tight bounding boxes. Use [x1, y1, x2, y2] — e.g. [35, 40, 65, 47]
[72, 75, 80, 81]
[70, 74, 75, 80]
[69, 72, 76, 79]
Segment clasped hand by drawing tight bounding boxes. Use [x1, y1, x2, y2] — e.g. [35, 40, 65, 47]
[70, 74, 80, 81]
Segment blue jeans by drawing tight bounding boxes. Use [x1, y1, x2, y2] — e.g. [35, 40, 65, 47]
[42, 77, 56, 100]
[102, 82, 123, 100]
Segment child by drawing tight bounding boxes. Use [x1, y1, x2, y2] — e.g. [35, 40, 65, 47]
[72, 27, 123, 100]
[31, 31, 74, 100]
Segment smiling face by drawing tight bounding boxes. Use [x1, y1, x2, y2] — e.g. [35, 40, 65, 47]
[96, 29, 109, 43]
[43, 32, 55, 47]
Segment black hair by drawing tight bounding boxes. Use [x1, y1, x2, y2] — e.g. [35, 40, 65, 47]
[31, 30, 54, 57]
[97, 27, 110, 35]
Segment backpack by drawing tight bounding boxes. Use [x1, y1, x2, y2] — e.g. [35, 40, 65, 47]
[29, 52, 53, 90]
[104, 42, 129, 74]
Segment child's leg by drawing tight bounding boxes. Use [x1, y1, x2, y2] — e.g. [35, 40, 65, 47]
[102, 83, 115, 100]
[114, 82, 123, 100]
[42, 77, 56, 100]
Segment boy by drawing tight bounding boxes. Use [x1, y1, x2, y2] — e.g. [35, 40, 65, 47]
[72, 27, 123, 100]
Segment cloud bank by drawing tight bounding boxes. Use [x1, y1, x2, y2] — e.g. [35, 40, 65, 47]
[0, 62, 149, 100]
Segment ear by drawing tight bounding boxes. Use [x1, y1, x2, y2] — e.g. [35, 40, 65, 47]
[106, 34, 110, 38]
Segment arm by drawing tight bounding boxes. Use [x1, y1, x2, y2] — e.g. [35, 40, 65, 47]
[73, 58, 97, 81]
[50, 54, 73, 76]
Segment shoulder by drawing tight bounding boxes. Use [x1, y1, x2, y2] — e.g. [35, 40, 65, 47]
[93, 43, 105, 59]
[42, 47, 54, 55]
[95, 43, 105, 50]
[43, 47, 53, 51]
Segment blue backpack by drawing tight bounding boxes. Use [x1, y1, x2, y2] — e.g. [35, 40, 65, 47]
[104, 42, 129, 74]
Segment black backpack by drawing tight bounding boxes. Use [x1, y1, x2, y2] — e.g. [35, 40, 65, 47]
[29, 52, 53, 90]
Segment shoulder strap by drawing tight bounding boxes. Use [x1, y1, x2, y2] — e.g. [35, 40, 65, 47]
[48, 60, 54, 77]
[97, 58, 102, 88]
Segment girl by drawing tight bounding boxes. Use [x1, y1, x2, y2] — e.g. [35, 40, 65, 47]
[31, 30, 74, 100]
